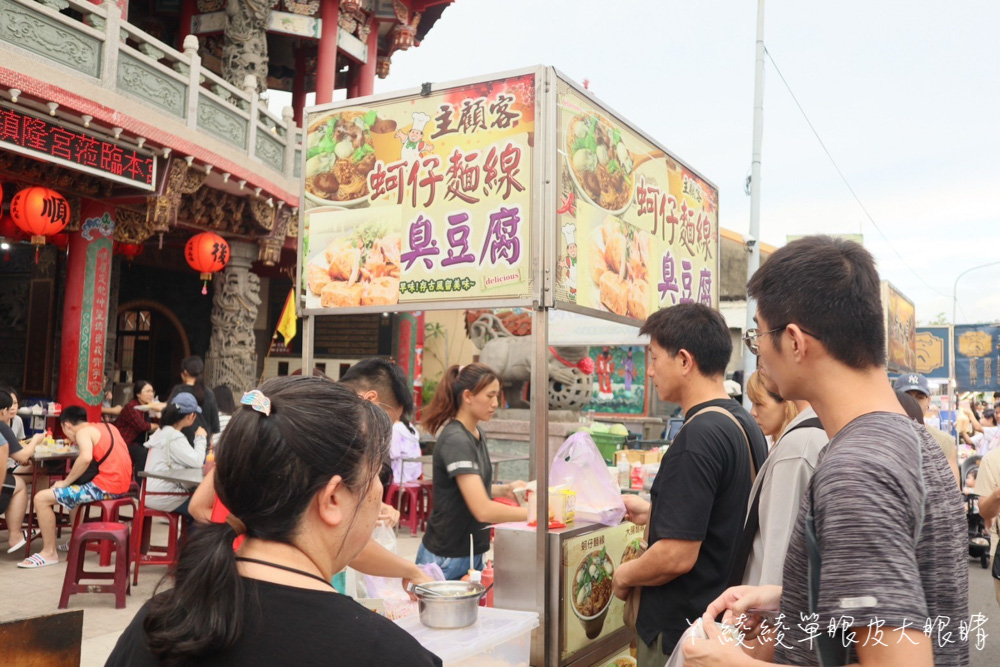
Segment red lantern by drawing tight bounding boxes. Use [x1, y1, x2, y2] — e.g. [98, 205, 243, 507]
[114, 241, 145, 261]
[50, 233, 70, 250]
[185, 231, 230, 294]
[10, 187, 70, 244]
[0, 213, 27, 242]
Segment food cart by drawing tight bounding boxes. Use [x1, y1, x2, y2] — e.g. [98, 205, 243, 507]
[297, 66, 720, 665]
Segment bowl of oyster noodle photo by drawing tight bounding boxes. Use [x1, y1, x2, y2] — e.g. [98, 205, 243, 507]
[304, 208, 402, 309]
[589, 216, 651, 320]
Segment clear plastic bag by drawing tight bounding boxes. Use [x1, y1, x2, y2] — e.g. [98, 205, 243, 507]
[550, 432, 626, 526]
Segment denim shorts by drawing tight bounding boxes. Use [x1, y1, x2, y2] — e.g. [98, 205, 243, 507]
[416, 542, 484, 581]
[52, 482, 124, 511]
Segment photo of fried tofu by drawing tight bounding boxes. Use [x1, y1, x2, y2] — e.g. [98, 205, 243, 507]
[627, 279, 649, 320]
[361, 277, 400, 306]
[306, 220, 402, 309]
[320, 281, 364, 308]
[306, 263, 332, 295]
[588, 214, 653, 320]
[599, 271, 628, 316]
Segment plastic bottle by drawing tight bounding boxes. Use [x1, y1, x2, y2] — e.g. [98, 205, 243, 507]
[617, 458, 630, 490]
[480, 560, 494, 607]
[44, 428, 55, 447]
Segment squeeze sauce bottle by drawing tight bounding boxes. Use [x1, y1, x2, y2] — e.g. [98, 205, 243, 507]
[480, 560, 494, 607]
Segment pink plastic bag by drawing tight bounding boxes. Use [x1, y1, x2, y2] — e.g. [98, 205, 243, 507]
[550, 432, 626, 526]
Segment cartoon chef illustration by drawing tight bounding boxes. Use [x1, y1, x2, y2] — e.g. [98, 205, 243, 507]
[395, 111, 434, 162]
[561, 223, 578, 297]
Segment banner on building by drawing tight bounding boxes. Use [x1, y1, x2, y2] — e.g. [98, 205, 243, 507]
[915, 326, 951, 380]
[954, 324, 1000, 392]
[882, 281, 916, 373]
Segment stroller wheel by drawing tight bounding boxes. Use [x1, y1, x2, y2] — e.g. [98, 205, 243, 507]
[982, 554, 990, 569]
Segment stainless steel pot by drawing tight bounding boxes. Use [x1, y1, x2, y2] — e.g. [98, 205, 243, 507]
[413, 581, 486, 629]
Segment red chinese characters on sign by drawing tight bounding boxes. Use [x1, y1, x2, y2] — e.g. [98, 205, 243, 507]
[0, 106, 154, 187]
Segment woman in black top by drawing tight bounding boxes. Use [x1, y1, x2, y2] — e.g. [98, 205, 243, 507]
[167, 356, 220, 444]
[417, 364, 527, 580]
[107, 376, 441, 666]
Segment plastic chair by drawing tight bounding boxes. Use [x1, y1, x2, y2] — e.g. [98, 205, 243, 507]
[131, 508, 187, 586]
[58, 521, 131, 610]
[418, 479, 434, 532]
[385, 482, 424, 536]
[74, 497, 135, 567]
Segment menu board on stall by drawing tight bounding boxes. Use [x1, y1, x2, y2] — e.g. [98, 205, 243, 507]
[561, 521, 643, 662]
[299, 71, 538, 314]
[553, 77, 719, 323]
[955, 324, 1000, 392]
[882, 281, 916, 373]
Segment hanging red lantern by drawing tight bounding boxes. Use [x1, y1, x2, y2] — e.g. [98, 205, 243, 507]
[114, 241, 145, 261]
[10, 187, 70, 244]
[0, 213, 27, 241]
[185, 231, 230, 294]
[50, 233, 70, 250]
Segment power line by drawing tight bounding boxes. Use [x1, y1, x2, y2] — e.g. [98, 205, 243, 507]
[762, 47, 951, 299]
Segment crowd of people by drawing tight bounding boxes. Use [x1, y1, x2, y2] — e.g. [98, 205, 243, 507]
[0, 235, 988, 665]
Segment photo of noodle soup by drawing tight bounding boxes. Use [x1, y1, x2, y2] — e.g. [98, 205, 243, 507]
[305, 109, 395, 206]
[565, 113, 635, 215]
[572, 547, 615, 639]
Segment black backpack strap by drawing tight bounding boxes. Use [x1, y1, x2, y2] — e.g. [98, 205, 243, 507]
[96, 422, 116, 466]
[786, 417, 824, 434]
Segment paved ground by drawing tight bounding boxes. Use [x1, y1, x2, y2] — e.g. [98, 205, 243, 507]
[1, 524, 998, 666]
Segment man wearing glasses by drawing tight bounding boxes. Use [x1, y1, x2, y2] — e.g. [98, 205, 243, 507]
[611, 303, 768, 666]
[684, 236, 967, 667]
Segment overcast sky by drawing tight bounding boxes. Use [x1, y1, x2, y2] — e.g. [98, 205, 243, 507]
[301, 0, 1000, 323]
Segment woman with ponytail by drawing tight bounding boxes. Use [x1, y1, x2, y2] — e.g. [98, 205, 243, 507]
[107, 376, 441, 666]
[167, 356, 220, 445]
[417, 364, 528, 580]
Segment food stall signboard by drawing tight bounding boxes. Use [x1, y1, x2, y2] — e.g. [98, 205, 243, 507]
[300, 71, 538, 314]
[954, 324, 1000, 392]
[882, 281, 916, 373]
[553, 77, 719, 324]
[561, 521, 643, 662]
[915, 326, 951, 380]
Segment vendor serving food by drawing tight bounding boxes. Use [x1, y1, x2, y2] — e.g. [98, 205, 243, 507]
[417, 364, 528, 580]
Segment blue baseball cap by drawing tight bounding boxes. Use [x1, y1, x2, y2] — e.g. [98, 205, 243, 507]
[893, 373, 931, 398]
[172, 392, 202, 415]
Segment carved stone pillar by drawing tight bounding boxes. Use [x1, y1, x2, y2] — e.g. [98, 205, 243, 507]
[222, 0, 271, 93]
[204, 240, 261, 394]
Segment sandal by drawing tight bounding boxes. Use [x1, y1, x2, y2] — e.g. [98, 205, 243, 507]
[6, 529, 40, 554]
[17, 553, 59, 568]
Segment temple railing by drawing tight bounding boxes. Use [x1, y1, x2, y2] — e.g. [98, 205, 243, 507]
[0, 0, 301, 182]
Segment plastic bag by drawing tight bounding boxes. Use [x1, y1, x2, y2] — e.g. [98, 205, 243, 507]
[371, 520, 397, 554]
[550, 431, 626, 526]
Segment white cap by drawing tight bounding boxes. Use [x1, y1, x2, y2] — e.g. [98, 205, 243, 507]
[411, 112, 431, 133]
[561, 223, 576, 246]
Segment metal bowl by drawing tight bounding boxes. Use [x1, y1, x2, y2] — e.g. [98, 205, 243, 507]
[413, 581, 485, 629]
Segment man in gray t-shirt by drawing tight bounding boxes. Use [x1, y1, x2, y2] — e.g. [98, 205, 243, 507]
[776, 412, 966, 665]
[685, 236, 968, 667]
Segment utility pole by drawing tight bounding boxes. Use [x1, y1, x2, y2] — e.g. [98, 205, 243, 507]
[742, 0, 766, 408]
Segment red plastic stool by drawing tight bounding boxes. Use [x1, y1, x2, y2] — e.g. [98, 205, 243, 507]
[385, 482, 424, 536]
[131, 508, 187, 586]
[75, 497, 136, 567]
[59, 521, 131, 610]
[418, 480, 434, 532]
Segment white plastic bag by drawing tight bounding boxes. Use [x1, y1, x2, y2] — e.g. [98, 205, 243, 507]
[371, 520, 397, 554]
[550, 432, 626, 526]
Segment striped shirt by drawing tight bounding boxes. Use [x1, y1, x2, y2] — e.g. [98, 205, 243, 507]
[775, 412, 968, 666]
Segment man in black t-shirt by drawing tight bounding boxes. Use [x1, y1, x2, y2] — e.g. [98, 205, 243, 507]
[611, 304, 767, 665]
